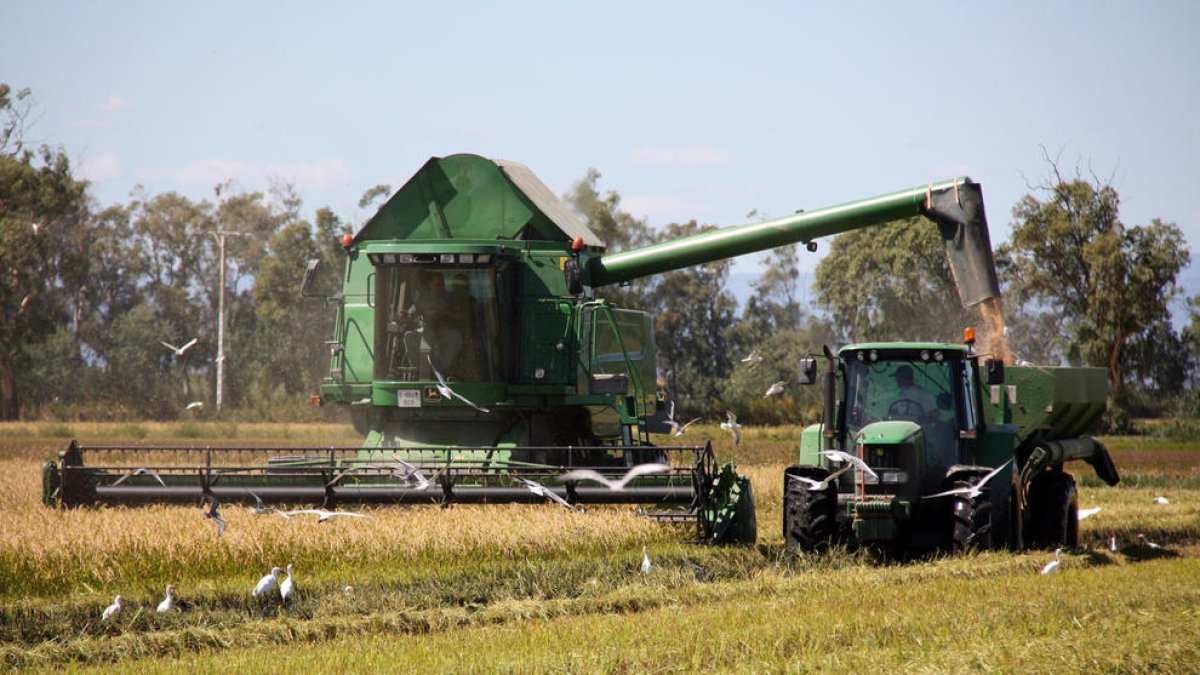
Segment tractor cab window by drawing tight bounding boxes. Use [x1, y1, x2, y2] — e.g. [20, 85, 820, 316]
[844, 355, 960, 459]
[374, 266, 501, 382]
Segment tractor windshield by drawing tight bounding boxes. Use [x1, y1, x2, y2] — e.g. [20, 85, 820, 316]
[374, 266, 502, 382]
[844, 355, 961, 457]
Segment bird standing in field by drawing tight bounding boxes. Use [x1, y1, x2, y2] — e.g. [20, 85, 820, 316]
[1152, 496, 1170, 505]
[156, 584, 175, 612]
[559, 463, 671, 491]
[283, 508, 374, 523]
[161, 338, 199, 357]
[102, 595, 123, 621]
[720, 411, 741, 446]
[641, 546, 652, 574]
[254, 566, 282, 598]
[279, 564, 295, 603]
[763, 381, 787, 398]
[1077, 506, 1102, 520]
[1137, 533, 1161, 550]
[201, 494, 225, 536]
[1040, 547, 1063, 575]
[1109, 536, 1118, 552]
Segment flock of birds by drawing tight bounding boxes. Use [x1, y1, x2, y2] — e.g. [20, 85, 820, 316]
[101, 564, 298, 622]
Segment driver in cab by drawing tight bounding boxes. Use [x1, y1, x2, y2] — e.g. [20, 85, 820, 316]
[893, 365, 936, 419]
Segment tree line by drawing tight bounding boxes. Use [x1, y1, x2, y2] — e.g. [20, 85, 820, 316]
[3, 84, 1196, 429]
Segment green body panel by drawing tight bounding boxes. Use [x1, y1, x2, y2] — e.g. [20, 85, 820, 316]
[799, 423, 823, 466]
[979, 365, 1108, 450]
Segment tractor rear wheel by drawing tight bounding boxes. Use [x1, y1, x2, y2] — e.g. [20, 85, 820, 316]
[950, 480, 992, 551]
[1026, 471, 1078, 549]
[783, 468, 837, 552]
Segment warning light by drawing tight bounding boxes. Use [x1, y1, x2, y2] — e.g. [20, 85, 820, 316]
[963, 327, 976, 344]
[340, 234, 353, 249]
[571, 236, 585, 252]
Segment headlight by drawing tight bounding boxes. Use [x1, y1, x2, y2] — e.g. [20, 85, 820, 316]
[863, 470, 907, 485]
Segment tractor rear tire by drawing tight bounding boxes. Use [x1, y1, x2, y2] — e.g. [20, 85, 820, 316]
[1026, 471, 1079, 549]
[950, 480, 993, 552]
[783, 469, 837, 552]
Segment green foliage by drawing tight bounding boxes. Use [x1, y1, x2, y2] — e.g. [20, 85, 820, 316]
[998, 163, 1191, 417]
[813, 216, 973, 343]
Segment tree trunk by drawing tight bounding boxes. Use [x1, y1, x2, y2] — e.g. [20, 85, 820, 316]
[0, 352, 19, 421]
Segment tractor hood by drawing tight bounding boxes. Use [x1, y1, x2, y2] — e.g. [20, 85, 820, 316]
[856, 420, 923, 446]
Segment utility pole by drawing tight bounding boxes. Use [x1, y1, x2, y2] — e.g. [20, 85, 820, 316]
[212, 230, 248, 417]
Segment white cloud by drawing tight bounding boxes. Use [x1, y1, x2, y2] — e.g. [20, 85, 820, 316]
[78, 151, 122, 182]
[266, 158, 354, 189]
[93, 94, 131, 113]
[629, 144, 736, 167]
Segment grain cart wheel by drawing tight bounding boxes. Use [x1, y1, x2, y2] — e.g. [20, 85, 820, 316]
[1026, 471, 1079, 549]
[950, 479, 993, 551]
[783, 467, 837, 552]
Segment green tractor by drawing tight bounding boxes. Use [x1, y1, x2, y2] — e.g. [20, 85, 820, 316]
[44, 153, 1021, 547]
[785, 339, 1120, 555]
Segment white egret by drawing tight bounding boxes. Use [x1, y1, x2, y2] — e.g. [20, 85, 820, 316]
[1152, 496, 1170, 505]
[740, 350, 763, 368]
[820, 450, 879, 481]
[560, 463, 671, 491]
[641, 546, 652, 574]
[1077, 506, 1102, 520]
[1109, 536, 1118, 552]
[161, 338, 199, 356]
[284, 508, 374, 523]
[720, 411, 741, 446]
[279, 564, 295, 603]
[111, 467, 167, 488]
[156, 584, 175, 612]
[247, 490, 289, 518]
[427, 355, 490, 413]
[1040, 547, 1063, 574]
[254, 566, 282, 597]
[185, 401, 204, 411]
[763, 381, 787, 398]
[923, 459, 1014, 500]
[1137, 533, 1161, 550]
[514, 476, 579, 511]
[102, 595, 122, 621]
[201, 495, 225, 536]
[787, 463, 853, 491]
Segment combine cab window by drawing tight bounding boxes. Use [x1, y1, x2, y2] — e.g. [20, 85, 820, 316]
[374, 266, 502, 382]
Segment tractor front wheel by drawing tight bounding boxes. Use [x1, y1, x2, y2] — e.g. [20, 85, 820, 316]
[783, 467, 837, 552]
[950, 480, 993, 552]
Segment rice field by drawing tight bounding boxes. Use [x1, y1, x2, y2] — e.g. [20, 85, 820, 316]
[2, 422, 1199, 672]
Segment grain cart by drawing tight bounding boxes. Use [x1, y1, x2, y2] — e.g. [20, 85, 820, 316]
[45, 154, 1005, 545]
[785, 340, 1120, 555]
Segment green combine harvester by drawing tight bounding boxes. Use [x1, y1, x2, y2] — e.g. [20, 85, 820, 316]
[45, 153, 1099, 546]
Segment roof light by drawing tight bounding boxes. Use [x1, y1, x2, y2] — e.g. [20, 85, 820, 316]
[964, 327, 976, 344]
[340, 234, 354, 249]
[571, 236, 585, 252]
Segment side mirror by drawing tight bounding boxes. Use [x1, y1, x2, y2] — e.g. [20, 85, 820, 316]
[797, 357, 818, 385]
[563, 258, 584, 295]
[300, 258, 322, 296]
[985, 358, 1005, 385]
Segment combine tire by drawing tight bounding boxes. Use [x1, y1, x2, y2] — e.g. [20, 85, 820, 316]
[783, 468, 837, 552]
[1026, 471, 1078, 549]
[950, 479, 992, 551]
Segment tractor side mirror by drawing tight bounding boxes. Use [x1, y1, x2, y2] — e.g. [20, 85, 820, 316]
[797, 357, 818, 385]
[300, 258, 322, 296]
[563, 258, 584, 295]
[985, 358, 1005, 385]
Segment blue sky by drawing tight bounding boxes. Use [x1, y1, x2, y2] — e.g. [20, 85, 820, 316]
[6, 1, 1199, 307]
